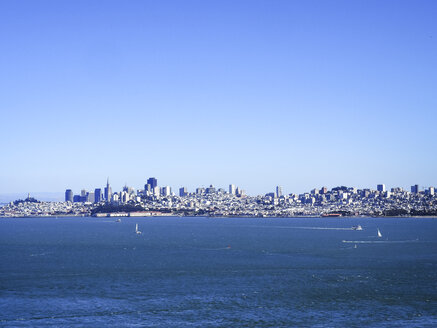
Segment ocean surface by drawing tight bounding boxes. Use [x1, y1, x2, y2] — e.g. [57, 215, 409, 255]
[0, 217, 436, 327]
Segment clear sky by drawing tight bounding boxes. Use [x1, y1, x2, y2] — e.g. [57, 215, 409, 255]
[0, 0, 436, 196]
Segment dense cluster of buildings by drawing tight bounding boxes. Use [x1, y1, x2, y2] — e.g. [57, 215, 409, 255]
[64, 178, 246, 204]
[1, 178, 436, 218]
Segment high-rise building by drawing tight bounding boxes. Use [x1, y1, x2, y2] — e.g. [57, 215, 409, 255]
[94, 188, 102, 203]
[276, 186, 283, 198]
[161, 186, 171, 196]
[179, 187, 187, 197]
[65, 189, 73, 202]
[104, 178, 112, 201]
[377, 184, 386, 192]
[206, 185, 216, 194]
[147, 177, 158, 189]
[86, 192, 95, 203]
[429, 187, 435, 196]
[411, 185, 419, 193]
[320, 187, 328, 194]
[229, 184, 236, 195]
[236, 187, 245, 197]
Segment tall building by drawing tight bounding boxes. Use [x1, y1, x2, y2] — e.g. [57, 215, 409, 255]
[179, 187, 187, 197]
[276, 186, 283, 198]
[229, 184, 236, 195]
[377, 184, 386, 192]
[65, 189, 73, 202]
[236, 187, 245, 197]
[161, 186, 171, 196]
[147, 177, 158, 189]
[104, 178, 112, 201]
[94, 188, 102, 203]
[411, 184, 419, 193]
[86, 192, 95, 203]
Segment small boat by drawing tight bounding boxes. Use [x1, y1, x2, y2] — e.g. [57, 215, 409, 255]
[354, 244, 358, 249]
[135, 223, 142, 235]
[352, 225, 363, 231]
[377, 228, 382, 238]
[115, 218, 121, 222]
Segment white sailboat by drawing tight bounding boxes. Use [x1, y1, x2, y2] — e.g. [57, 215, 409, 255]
[135, 223, 142, 235]
[377, 228, 382, 238]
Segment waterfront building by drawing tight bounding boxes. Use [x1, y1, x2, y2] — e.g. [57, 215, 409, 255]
[65, 189, 73, 202]
[94, 188, 102, 203]
[377, 184, 386, 192]
[229, 184, 236, 195]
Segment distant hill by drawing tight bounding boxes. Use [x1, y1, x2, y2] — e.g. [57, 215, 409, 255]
[0, 192, 64, 203]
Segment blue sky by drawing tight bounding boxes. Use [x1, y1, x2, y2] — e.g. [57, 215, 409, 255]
[0, 0, 436, 196]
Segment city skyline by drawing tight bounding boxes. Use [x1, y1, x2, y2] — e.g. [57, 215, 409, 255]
[1, 0, 437, 195]
[0, 177, 435, 203]
[64, 177, 434, 202]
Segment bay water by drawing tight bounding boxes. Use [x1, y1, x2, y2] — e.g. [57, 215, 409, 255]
[1, 217, 436, 327]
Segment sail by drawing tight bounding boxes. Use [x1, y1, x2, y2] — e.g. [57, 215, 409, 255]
[135, 224, 138, 232]
[377, 229, 382, 238]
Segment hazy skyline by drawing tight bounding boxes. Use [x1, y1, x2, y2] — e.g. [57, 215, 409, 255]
[1, 0, 436, 195]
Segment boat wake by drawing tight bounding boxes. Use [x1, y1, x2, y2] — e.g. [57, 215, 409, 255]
[235, 225, 354, 231]
[342, 240, 419, 244]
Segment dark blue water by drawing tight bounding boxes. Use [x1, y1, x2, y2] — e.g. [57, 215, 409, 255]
[1, 217, 436, 327]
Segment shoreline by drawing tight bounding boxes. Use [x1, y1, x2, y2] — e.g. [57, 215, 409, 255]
[1, 214, 437, 219]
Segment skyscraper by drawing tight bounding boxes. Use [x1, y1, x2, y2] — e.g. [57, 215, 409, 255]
[377, 184, 386, 192]
[411, 185, 419, 193]
[229, 184, 236, 195]
[104, 178, 112, 201]
[161, 186, 171, 196]
[65, 189, 73, 202]
[276, 186, 283, 198]
[86, 192, 95, 203]
[94, 188, 102, 203]
[147, 177, 158, 189]
[179, 187, 187, 197]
